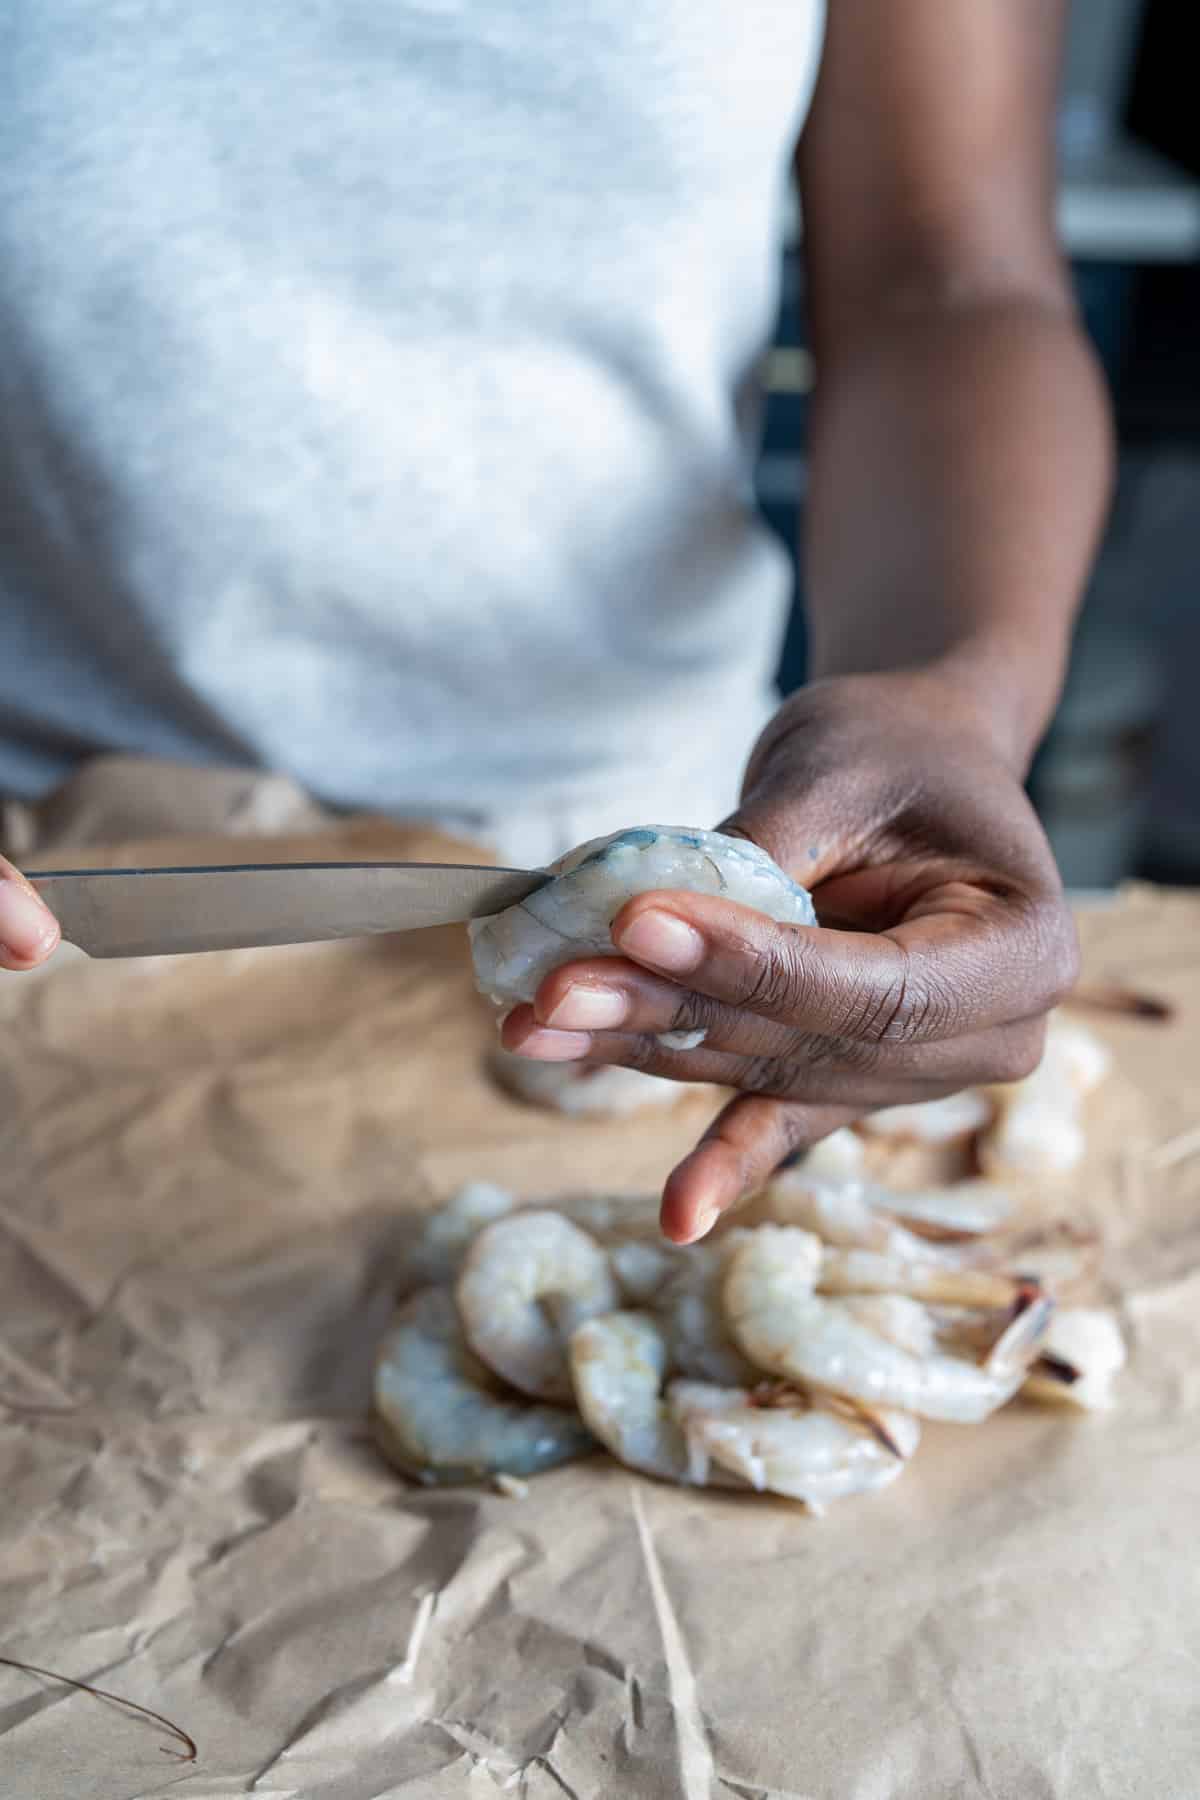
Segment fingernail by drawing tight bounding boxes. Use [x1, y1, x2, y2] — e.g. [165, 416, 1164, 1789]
[545, 985, 627, 1031]
[684, 1204, 721, 1244]
[0, 877, 60, 963]
[617, 910, 704, 975]
[512, 1027, 593, 1062]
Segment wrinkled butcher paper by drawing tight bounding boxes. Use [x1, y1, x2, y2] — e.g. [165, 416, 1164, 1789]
[1, 757, 1197, 1800]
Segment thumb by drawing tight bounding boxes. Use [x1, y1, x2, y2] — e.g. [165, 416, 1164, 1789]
[717, 775, 854, 891]
[0, 855, 61, 970]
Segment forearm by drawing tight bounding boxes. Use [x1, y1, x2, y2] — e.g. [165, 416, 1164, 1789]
[802, 293, 1114, 773]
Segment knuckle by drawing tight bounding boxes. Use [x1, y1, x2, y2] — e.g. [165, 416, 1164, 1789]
[790, 1031, 883, 1076]
[618, 1035, 665, 1076]
[1026, 896, 1082, 1006]
[666, 989, 717, 1038]
[739, 940, 800, 1017]
[834, 1034, 887, 1076]
[735, 1055, 801, 1099]
[846, 951, 959, 1047]
[855, 974, 914, 1043]
[903, 970, 963, 1042]
[987, 1021, 1046, 1084]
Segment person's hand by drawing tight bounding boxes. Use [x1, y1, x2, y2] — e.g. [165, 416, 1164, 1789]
[0, 855, 61, 971]
[501, 671, 1078, 1242]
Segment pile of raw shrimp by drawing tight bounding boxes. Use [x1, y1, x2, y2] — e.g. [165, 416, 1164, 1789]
[373, 1085, 1125, 1513]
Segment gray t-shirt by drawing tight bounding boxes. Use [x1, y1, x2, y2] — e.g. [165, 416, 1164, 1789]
[0, 2, 823, 864]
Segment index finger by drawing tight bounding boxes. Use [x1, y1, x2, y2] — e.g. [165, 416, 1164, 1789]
[610, 887, 1076, 1046]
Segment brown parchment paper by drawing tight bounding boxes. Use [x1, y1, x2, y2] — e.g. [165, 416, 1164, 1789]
[1, 763, 1198, 1800]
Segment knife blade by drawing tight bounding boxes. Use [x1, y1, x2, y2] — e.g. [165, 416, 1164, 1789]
[29, 861, 549, 959]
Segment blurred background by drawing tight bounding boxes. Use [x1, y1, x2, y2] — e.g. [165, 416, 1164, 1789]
[759, 0, 1200, 890]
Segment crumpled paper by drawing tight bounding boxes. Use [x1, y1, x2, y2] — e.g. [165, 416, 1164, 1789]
[1, 761, 1198, 1799]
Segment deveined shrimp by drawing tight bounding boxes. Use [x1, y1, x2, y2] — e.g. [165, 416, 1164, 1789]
[456, 1210, 619, 1401]
[724, 1225, 1052, 1424]
[668, 1380, 920, 1512]
[372, 1288, 593, 1485]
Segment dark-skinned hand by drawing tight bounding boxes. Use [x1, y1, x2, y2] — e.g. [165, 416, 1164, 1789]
[503, 671, 1078, 1243]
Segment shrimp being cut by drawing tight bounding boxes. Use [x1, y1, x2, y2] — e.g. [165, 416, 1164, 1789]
[724, 1225, 1052, 1423]
[670, 1380, 920, 1511]
[372, 1288, 593, 1485]
[456, 1210, 619, 1401]
[469, 826, 816, 1047]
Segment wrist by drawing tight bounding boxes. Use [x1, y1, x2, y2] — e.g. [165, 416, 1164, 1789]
[807, 635, 1069, 779]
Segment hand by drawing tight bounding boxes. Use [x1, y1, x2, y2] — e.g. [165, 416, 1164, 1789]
[502, 671, 1078, 1242]
[0, 855, 61, 971]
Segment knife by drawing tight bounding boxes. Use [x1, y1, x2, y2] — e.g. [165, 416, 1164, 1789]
[28, 861, 550, 959]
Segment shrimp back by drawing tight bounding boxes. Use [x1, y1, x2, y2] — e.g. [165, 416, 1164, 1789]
[568, 1310, 705, 1484]
[456, 1210, 619, 1401]
[372, 1288, 594, 1484]
[470, 824, 816, 1010]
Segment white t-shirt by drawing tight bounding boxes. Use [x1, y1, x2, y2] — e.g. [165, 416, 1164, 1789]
[0, 1, 824, 865]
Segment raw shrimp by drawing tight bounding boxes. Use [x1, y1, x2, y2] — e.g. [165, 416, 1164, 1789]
[750, 1174, 958, 1262]
[400, 1184, 667, 1299]
[755, 1172, 1014, 1257]
[608, 1238, 685, 1305]
[834, 1293, 938, 1358]
[978, 1014, 1111, 1177]
[553, 1191, 664, 1242]
[864, 1180, 1015, 1240]
[724, 1225, 1051, 1423]
[489, 1048, 691, 1118]
[858, 1091, 993, 1145]
[469, 826, 816, 1047]
[796, 1127, 867, 1184]
[399, 1181, 517, 1291]
[456, 1210, 619, 1401]
[1023, 1306, 1126, 1410]
[372, 1288, 593, 1485]
[816, 1245, 1030, 1311]
[654, 1236, 759, 1386]
[568, 1310, 705, 1483]
[670, 1380, 920, 1511]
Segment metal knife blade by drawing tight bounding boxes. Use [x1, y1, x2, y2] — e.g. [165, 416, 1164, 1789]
[29, 861, 549, 959]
